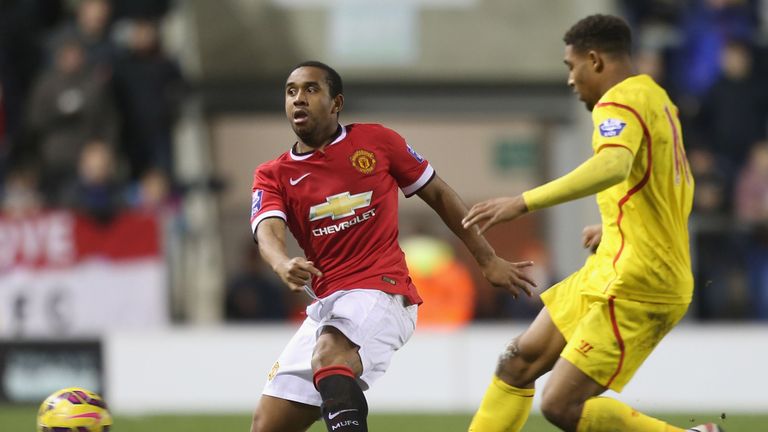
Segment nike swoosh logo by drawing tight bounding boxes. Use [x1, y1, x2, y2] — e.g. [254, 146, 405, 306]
[328, 409, 357, 419]
[289, 173, 311, 186]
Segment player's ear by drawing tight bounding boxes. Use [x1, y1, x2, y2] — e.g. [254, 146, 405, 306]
[332, 94, 344, 115]
[588, 50, 604, 73]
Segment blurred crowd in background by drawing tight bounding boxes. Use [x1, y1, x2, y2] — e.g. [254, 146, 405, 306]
[1, 0, 768, 326]
[620, 0, 768, 320]
[0, 0, 182, 223]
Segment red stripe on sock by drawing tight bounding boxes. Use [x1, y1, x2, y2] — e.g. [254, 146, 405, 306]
[313, 365, 356, 389]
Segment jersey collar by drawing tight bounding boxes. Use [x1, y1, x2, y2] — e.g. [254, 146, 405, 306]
[289, 124, 347, 161]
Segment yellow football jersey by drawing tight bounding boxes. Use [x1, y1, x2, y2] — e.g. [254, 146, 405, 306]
[587, 74, 694, 304]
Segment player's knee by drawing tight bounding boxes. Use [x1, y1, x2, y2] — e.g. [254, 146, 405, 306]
[540, 396, 568, 429]
[497, 337, 522, 365]
[540, 392, 580, 431]
[495, 338, 534, 386]
[311, 341, 343, 370]
[311, 348, 361, 374]
[311, 328, 359, 371]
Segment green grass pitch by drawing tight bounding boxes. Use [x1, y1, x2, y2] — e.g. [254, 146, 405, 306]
[5, 405, 765, 431]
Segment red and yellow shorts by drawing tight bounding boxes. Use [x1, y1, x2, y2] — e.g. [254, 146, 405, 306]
[541, 270, 688, 392]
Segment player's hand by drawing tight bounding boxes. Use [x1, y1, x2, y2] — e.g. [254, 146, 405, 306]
[581, 224, 602, 253]
[480, 256, 536, 299]
[462, 195, 528, 235]
[274, 257, 323, 292]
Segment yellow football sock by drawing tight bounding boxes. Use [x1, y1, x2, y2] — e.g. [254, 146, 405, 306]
[577, 397, 684, 432]
[468, 375, 534, 432]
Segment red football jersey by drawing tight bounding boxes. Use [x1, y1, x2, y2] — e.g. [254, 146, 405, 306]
[250, 123, 434, 304]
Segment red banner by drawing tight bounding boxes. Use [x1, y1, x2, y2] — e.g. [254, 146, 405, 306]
[0, 211, 168, 337]
[0, 211, 160, 270]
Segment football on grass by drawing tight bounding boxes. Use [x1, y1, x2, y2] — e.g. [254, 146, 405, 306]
[37, 387, 113, 432]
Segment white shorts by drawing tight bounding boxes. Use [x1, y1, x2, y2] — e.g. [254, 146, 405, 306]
[262, 289, 418, 407]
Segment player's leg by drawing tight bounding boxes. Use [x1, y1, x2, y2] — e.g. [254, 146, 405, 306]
[495, 307, 566, 387]
[310, 289, 418, 432]
[468, 307, 566, 432]
[312, 325, 368, 432]
[469, 268, 587, 432]
[540, 297, 693, 432]
[541, 358, 687, 432]
[251, 395, 320, 432]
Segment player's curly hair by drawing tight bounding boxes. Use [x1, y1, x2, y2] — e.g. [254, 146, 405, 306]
[292, 60, 344, 97]
[563, 14, 632, 56]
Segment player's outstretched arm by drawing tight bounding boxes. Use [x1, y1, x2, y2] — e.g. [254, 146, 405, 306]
[416, 174, 536, 298]
[463, 146, 633, 234]
[256, 218, 322, 292]
[461, 195, 529, 235]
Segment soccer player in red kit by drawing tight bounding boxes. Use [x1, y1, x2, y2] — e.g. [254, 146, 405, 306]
[248, 61, 537, 432]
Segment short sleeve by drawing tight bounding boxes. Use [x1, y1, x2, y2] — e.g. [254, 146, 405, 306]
[250, 164, 287, 235]
[591, 102, 646, 156]
[385, 128, 435, 197]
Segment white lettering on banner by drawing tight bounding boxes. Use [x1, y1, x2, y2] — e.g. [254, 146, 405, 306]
[47, 214, 74, 264]
[0, 211, 168, 337]
[0, 213, 75, 268]
[312, 208, 376, 237]
[0, 261, 168, 337]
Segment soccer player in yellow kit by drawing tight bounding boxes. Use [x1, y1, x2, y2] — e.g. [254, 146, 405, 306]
[462, 15, 723, 432]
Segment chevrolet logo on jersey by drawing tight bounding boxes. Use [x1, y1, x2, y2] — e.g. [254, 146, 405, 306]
[309, 191, 373, 221]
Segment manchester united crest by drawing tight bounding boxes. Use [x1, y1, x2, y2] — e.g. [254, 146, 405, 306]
[350, 149, 376, 174]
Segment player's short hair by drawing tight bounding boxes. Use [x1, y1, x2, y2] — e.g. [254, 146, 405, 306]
[292, 60, 343, 97]
[563, 14, 632, 56]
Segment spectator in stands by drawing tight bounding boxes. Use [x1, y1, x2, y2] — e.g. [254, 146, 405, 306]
[1, 167, 43, 219]
[696, 39, 768, 182]
[688, 147, 743, 319]
[672, 0, 757, 102]
[619, 0, 682, 34]
[735, 141, 768, 319]
[225, 243, 290, 322]
[25, 38, 118, 203]
[126, 167, 174, 212]
[621, 0, 682, 94]
[0, 0, 65, 171]
[60, 139, 125, 224]
[688, 43, 767, 318]
[735, 141, 768, 224]
[689, 149, 729, 217]
[667, 0, 758, 150]
[112, 19, 184, 181]
[47, 0, 115, 75]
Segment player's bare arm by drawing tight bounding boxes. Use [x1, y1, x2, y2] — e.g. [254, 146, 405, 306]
[463, 146, 633, 234]
[416, 174, 536, 298]
[581, 224, 602, 253]
[256, 217, 323, 292]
